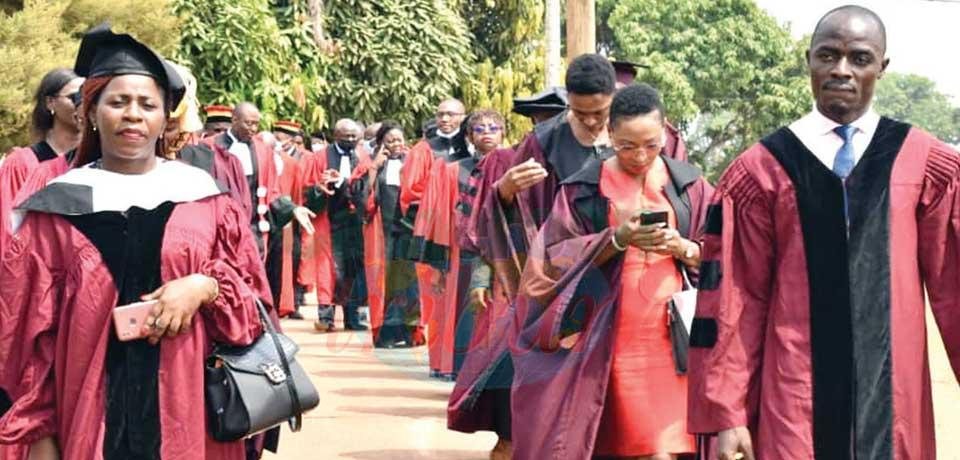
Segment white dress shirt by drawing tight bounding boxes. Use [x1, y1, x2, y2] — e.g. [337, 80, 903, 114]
[788, 108, 880, 171]
[227, 129, 255, 176]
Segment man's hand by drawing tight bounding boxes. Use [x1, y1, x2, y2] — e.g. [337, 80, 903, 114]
[141, 274, 218, 345]
[293, 206, 317, 234]
[497, 158, 548, 204]
[317, 169, 341, 195]
[716, 426, 755, 460]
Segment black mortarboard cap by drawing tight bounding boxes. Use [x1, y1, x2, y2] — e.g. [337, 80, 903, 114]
[611, 60, 649, 85]
[74, 23, 185, 109]
[512, 86, 568, 116]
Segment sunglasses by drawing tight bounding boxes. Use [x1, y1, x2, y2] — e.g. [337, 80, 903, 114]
[472, 125, 503, 134]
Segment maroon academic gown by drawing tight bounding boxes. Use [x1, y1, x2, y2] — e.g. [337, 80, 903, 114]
[178, 142, 253, 219]
[447, 148, 517, 433]
[688, 120, 960, 459]
[402, 132, 470, 374]
[507, 156, 710, 459]
[0, 161, 271, 460]
[0, 143, 69, 255]
[472, 112, 689, 299]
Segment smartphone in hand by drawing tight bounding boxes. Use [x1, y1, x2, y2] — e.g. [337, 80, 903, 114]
[639, 210, 669, 226]
[113, 300, 159, 342]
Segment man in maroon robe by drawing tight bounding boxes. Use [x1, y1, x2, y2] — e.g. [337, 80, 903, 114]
[688, 6, 960, 459]
[202, 103, 314, 306]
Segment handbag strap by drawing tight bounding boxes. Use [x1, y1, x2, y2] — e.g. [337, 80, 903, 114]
[255, 299, 304, 432]
[675, 260, 693, 291]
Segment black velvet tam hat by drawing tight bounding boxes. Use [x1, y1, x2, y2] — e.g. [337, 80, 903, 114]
[74, 23, 185, 109]
[512, 86, 568, 116]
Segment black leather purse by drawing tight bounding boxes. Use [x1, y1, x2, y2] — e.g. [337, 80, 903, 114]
[205, 300, 319, 441]
[668, 266, 697, 376]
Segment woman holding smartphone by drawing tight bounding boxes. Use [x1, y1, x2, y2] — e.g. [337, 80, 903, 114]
[508, 84, 713, 460]
[0, 25, 269, 460]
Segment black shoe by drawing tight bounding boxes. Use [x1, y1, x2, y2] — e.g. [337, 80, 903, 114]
[286, 311, 304, 320]
[345, 323, 369, 331]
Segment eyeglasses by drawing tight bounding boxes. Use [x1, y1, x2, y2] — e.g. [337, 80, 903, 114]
[472, 125, 503, 134]
[436, 111, 465, 119]
[612, 143, 663, 155]
[55, 92, 80, 106]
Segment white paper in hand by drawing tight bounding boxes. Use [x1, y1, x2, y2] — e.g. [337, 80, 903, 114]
[385, 159, 402, 186]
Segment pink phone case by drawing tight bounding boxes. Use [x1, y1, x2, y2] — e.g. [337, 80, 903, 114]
[113, 300, 158, 342]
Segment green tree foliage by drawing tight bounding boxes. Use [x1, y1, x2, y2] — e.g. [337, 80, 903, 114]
[459, 0, 545, 143]
[270, 0, 330, 129]
[173, 0, 296, 129]
[319, 0, 472, 130]
[608, 0, 810, 179]
[0, 0, 180, 151]
[0, 1, 75, 150]
[874, 72, 960, 145]
[62, 0, 180, 55]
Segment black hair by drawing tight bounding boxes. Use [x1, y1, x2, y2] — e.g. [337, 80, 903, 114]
[311, 131, 327, 141]
[609, 83, 665, 129]
[812, 5, 887, 53]
[565, 54, 617, 96]
[375, 120, 404, 147]
[31, 68, 79, 139]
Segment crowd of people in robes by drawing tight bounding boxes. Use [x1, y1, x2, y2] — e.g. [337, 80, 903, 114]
[1, 4, 959, 460]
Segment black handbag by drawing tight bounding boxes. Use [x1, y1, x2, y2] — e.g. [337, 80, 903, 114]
[668, 265, 697, 375]
[205, 299, 319, 442]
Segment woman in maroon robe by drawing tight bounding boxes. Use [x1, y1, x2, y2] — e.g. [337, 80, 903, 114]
[0, 69, 83, 253]
[357, 121, 424, 348]
[509, 85, 712, 460]
[442, 111, 517, 459]
[0, 25, 269, 460]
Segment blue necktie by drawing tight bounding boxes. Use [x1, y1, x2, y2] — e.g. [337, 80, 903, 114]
[832, 125, 856, 180]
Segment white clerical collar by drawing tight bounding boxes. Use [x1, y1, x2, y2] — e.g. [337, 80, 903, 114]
[437, 128, 460, 139]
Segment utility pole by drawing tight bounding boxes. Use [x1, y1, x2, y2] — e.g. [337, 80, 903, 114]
[566, 0, 596, 62]
[545, 0, 562, 86]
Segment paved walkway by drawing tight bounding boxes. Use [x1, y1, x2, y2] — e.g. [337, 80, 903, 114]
[264, 307, 496, 460]
[268, 307, 959, 459]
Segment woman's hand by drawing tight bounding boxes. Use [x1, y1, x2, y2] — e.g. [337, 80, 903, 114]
[716, 426, 755, 460]
[614, 211, 669, 251]
[141, 274, 218, 345]
[469, 287, 490, 309]
[28, 437, 60, 460]
[372, 145, 388, 169]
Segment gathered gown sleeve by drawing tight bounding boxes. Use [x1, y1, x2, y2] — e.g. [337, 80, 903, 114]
[687, 158, 775, 434]
[198, 196, 270, 346]
[398, 140, 434, 217]
[916, 144, 960, 381]
[0, 214, 63, 445]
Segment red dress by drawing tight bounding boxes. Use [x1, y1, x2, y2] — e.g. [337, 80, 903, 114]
[594, 157, 695, 456]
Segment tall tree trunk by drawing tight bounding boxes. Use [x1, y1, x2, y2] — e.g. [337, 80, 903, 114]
[308, 0, 328, 50]
[545, 0, 562, 86]
[566, 0, 596, 62]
